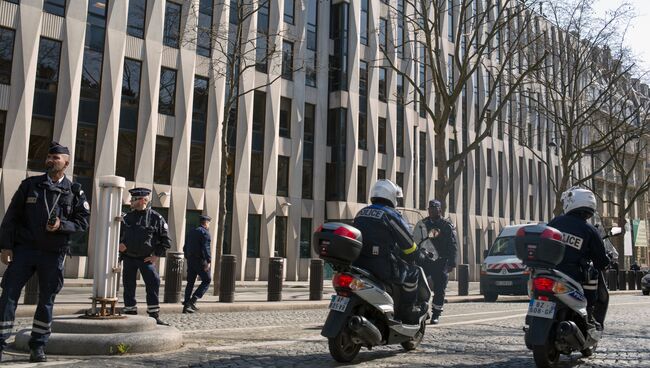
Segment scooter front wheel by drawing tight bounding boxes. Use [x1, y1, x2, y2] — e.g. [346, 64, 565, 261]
[532, 344, 559, 367]
[328, 331, 361, 363]
[401, 320, 426, 351]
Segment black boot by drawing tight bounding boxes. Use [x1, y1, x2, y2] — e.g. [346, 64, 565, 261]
[430, 309, 442, 325]
[29, 346, 46, 362]
[149, 313, 170, 326]
[188, 296, 199, 311]
[182, 302, 195, 314]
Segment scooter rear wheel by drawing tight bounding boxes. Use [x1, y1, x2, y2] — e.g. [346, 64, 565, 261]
[532, 344, 559, 367]
[401, 320, 426, 351]
[328, 331, 361, 363]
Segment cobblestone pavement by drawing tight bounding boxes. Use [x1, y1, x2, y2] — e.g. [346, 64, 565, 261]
[2, 294, 649, 367]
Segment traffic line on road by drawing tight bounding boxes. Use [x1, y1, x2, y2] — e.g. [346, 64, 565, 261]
[205, 335, 321, 351]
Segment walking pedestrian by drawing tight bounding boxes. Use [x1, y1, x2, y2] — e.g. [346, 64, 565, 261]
[182, 215, 212, 313]
[119, 188, 171, 326]
[413, 199, 458, 324]
[0, 142, 90, 362]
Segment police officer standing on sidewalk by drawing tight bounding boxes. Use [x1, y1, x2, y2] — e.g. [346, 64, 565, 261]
[413, 200, 458, 324]
[119, 188, 171, 325]
[182, 215, 212, 314]
[0, 142, 90, 362]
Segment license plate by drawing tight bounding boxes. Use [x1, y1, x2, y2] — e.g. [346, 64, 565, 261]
[495, 280, 513, 286]
[329, 295, 350, 312]
[528, 299, 556, 319]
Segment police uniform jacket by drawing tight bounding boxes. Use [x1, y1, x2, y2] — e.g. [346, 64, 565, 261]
[548, 213, 609, 282]
[428, 217, 458, 267]
[352, 204, 418, 282]
[0, 174, 90, 253]
[184, 226, 211, 262]
[120, 208, 171, 258]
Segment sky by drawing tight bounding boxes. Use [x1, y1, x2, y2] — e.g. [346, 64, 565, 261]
[591, 0, 650, 73]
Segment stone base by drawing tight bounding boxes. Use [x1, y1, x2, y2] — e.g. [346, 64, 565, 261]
[14, 315, 182, 355]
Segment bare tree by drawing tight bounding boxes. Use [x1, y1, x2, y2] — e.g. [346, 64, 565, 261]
[379, 0, 545, 206]
[185, 0, 297, 293]
[523, 0, 638, 215]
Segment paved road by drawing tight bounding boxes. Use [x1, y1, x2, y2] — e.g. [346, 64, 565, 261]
[2, 294, 649, 367]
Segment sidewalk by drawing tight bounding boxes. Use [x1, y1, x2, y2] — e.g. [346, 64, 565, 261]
[10, 279, 642, 318]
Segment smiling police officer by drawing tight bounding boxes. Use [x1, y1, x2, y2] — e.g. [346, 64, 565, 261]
[0, 142, 90, 362]
[119, 188, 171, 326]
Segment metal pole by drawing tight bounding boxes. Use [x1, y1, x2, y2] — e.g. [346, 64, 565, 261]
[457, 264, 469, 296]
[627, 271, 636, 290]
[267, 257, 284, 302]
[607, 270, 618, 291]
[219, 255, 237, 302]
[309, 259, 324, 300]
[163, 251, 185, 303]
[618, 271, 627, 291]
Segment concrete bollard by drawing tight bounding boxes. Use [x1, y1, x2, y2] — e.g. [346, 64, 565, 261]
[607, 270, 618, 291]
[219, 255, 237, 303]
[163, 251, 185, 303]
[23, 274, 39, 305]
[618, 271, 627, 291]
[309, 259, 324, 300]
[627, 271, 636, 290]
[636, 271, 644, 290]
[267, 257, 284, 302]
[457, 264, 469, 296]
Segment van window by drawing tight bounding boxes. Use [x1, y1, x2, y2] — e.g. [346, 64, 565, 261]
[488, 236, 515, 256]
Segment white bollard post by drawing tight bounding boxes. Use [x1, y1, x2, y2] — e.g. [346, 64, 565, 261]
[91, 175, 125, 315]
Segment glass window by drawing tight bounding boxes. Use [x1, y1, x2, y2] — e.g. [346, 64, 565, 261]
[378, 117, 386, 153]
[306, 0, 318, 50]
[360, 0, 368, 45]
[486, 148, 492, 177]
[250, 91, 266, 194]
[448, 0, 454, 42]
[379, 17, 388, 51]
[302, 103, 315, 199]
[283, 0, 294, 24]
[277, 155, 289, 197]
[0, 27, 15, 85]
[0, 110, 5, 166]
[32, 37, 61, 119]
[357, 165, 366, 203]
[4, 0, 19, 4]
[419, 132, 426, 209]
[27, 118, 54, 171]
[396, 171, 404, 191]
[279, 97, 291, 138]
[158, 67, 177, 115]
[396, 74, 404, 157]
[73, 123, 97, 180]
[163, 1, 182, 48]
[189, 76, 208, 188]
[282, 40, 294, 80]
[116, 58, 142, 181]
[299, 218, 312, 258]
[305, 50, 317, 87]
[255, 1, 270, 73]
[377, 169, 386, 180]
[154, 135, 173, 185]
[275, 216, 288, 257]
[44, 0, 66, 17]
[247, 214, 261, 258]
[197, 0, 212, 57]
[127, 0, 147, 38]
[378, 67, 387, 102]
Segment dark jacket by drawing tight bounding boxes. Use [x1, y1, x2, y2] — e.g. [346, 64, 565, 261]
[352, 203, 418, 283]
[120, 208, 171, 258]
[548, 213, 609, 282]
[184, 226, 211, 262]
[422, 217, 458, 268]
[0, 174, 90, 253]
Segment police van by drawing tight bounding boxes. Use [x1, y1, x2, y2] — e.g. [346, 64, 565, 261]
[479, 224, 532, 302]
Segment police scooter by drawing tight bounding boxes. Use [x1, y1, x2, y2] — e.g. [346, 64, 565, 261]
[313, 222, 431, 363]
[516, 224, 621, 367]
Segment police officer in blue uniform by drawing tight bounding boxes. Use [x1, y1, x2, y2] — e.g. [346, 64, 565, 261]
[119, 188, 171, 326]
[548, 187, 609, 327]
[0, 142, 90, 362]
[182, 215, 212, 314]
[352, 179, 425, 323]
[414, 199, 458, 324]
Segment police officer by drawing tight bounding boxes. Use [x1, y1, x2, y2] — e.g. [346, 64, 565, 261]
[182, 215, 212, 314]
[0, 142, 90, 362]
[119, 188, 171, 326]
[548, 187, 610, 327]
[352, 179, 424, 323]
[413, 199, 458, 324]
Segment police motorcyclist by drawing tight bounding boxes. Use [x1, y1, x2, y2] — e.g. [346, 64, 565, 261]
[352, 179, 425, 323]
[548, 187, 610, 328]
[413, 199, 458, 324]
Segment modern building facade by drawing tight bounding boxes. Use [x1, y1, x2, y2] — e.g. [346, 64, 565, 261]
[0, 0, 647, 282]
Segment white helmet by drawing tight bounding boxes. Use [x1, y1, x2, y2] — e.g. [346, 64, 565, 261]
[370, 179, 403, 207]
[561, 187, 597, 215]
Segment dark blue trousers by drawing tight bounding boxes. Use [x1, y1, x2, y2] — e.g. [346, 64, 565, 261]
[184, 258, 212, 302]
[0, 247, 65, 350]
[424, 258, 449, 312]
[122, 256, 160, 315]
